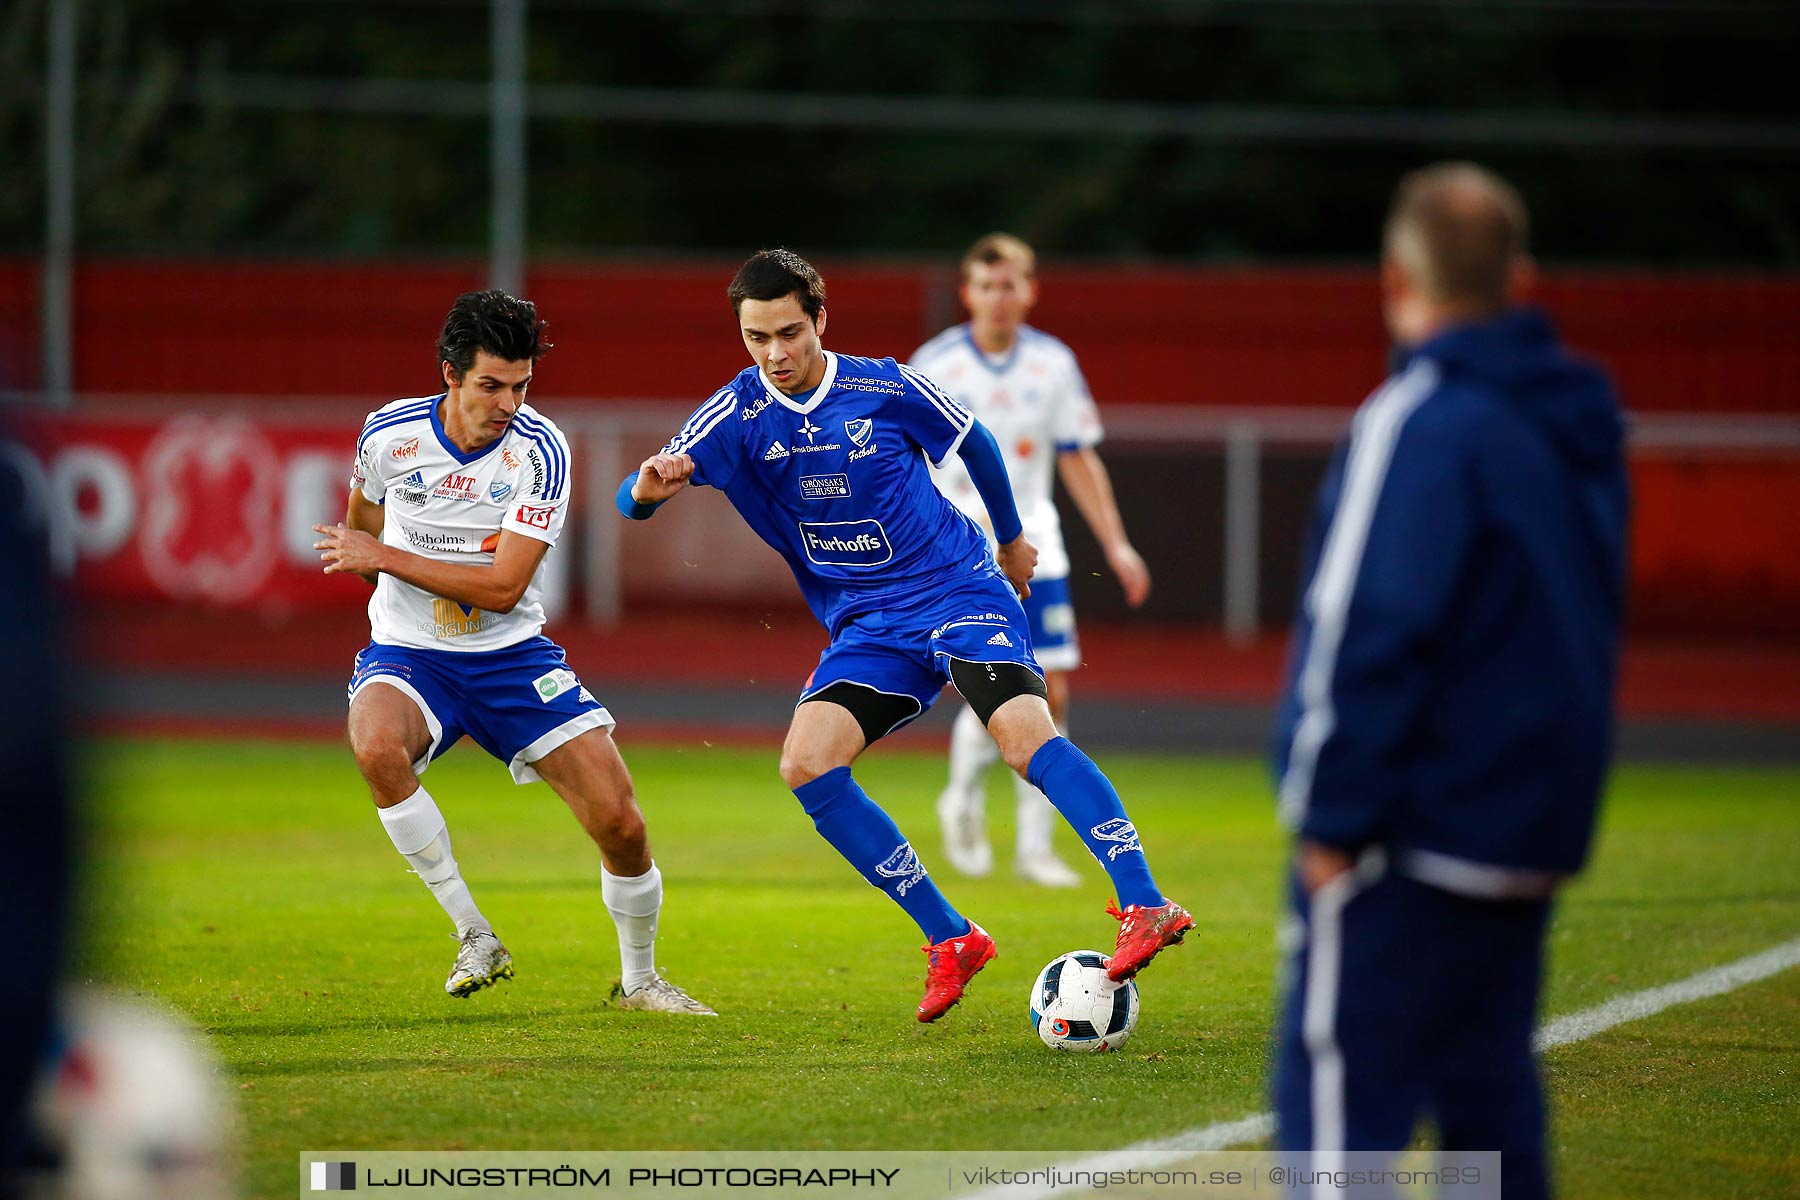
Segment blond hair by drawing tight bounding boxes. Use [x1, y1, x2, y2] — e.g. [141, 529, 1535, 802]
[961, 232, 1036, 281]
[1384, 162, 1529, 312]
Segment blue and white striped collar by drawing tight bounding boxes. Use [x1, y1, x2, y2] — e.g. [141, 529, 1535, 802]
[430, 393, 511, 466]
[962, 324, 1024, 376]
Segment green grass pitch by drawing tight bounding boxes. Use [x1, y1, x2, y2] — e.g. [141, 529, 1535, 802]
[76, 738, 1798, 1200]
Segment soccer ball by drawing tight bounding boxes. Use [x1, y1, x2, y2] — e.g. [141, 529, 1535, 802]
[1029, 950, 1139, 1053]
[27, 991, 239, 1200]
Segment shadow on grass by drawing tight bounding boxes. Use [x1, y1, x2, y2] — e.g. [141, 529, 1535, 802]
[212, 1003, 624, 1039]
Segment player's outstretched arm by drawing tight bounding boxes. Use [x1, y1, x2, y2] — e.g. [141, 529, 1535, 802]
[1057, 447, 1151, 608]
[312, 524, 550, 613]
[616, 452, 695, 519]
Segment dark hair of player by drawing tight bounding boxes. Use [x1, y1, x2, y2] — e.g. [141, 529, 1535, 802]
[436, 290, 551, 381]
[1384, 162, 1529, 312]
[727, 249, 827, 322]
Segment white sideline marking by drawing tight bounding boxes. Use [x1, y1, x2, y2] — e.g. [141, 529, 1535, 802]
[1533, 935, 1800, 1050]
[958, 936, 1800, 1199]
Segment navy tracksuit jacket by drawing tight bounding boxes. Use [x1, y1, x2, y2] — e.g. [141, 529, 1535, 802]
[1270, 308, 1628, 1199]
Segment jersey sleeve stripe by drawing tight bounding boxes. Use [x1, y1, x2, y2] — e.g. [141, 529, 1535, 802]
[898, 363, 972, 424]
[359, 398, 434, 431]
[897, 364, 973, 430]
[664, 391, 739, 455]
[511, 415, 568, 501]
[513, 414, 569, 495]
[358, 400, 434, 439]
[1276, 361, 1441, 832]
[356, 402, 436, 452]
[666, 388, 737, 448]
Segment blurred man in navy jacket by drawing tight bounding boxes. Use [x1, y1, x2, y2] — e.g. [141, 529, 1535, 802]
[1270, 163, 1629, 1199]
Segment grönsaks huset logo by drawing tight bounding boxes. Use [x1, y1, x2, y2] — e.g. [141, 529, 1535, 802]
[800, 474, 851, 500]
[798, 519, 892, 567]
[1090, 818, 1143, 860]
[874, 842, 927, 895]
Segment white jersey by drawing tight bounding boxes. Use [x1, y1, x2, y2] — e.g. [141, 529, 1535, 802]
[351, 395, 572, 652]
[910, 324, 1102, 579]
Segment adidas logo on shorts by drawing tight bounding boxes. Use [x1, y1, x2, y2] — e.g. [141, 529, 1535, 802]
[987, 631, 1013, 647]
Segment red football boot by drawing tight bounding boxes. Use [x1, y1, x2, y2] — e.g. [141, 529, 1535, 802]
[1105, 899, 1194, 981]
[916, 922, 998, 1023]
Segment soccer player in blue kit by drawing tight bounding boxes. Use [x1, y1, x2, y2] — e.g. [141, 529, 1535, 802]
[618, 250, 1193, 1022]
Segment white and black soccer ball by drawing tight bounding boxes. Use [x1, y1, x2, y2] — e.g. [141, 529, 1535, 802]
[1029, 950, 1139, 1053]
[25, 991, 239, 1200]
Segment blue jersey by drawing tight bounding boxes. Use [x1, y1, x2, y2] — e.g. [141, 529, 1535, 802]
[664, 351, 995, 633]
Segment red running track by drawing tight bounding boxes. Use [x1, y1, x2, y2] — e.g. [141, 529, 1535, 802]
[76, 603, 1800, 725]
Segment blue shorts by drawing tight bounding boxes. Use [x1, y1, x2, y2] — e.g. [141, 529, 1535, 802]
[347, 635, 615, 785]
[800, 569, 1043, 740]
[1022, 575, 1080, 672]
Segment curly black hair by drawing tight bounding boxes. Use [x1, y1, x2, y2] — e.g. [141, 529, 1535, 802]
[436, 289, 551, 380]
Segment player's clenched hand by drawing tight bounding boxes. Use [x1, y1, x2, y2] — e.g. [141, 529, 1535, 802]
[313, 523, 386, 581]
[633, 452, 694, 504]
[1107, 542, 1152, 608]
[996, 535, 1038, 600]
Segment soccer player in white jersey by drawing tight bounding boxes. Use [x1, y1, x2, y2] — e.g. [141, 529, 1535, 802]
[911, 234, 1152, 888]
[311, 290, 712, 1014]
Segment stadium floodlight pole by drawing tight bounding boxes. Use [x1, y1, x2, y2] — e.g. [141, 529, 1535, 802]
[489, 0, 527, 296]
[1223, 420, 1261, 644]
[43, 0, 77, 407]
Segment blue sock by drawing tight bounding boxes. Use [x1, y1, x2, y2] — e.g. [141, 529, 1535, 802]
[793, 767, 968, 945]
[1027, 737, 1164, 909]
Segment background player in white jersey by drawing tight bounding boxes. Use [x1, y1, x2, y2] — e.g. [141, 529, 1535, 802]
[311, 290, 712, 1014]
[912, 234, 1152, 888]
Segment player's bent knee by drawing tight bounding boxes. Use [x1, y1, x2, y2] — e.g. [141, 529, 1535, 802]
[593, 813, 647, 862]
[999, 735, 1050, 779]
[947, 657, 1048, 728]
[348, 727, 416, 783]
[779, 750, 836, 791]
[607, 804, 647, 851]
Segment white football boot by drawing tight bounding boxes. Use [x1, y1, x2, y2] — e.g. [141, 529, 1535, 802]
[617, 972, 717, 1015]
[1015, 850, 1083, 889]
[446, 929, 513, 997]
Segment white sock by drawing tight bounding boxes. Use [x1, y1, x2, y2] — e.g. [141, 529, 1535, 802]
[378, 786, 491, 937]
[1016, 720, 1068, 859]
[947, 703, 1000, 805]
[601, 861, 662, 993]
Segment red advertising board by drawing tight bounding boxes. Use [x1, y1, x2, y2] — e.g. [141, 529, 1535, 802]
[28, 412, 364, 611]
